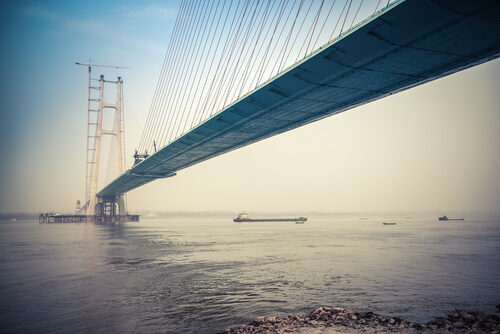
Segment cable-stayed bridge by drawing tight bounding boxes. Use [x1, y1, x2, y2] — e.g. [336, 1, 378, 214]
[85, 0, 499, 220]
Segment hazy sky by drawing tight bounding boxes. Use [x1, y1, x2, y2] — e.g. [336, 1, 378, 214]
[1, 0, 499, 214]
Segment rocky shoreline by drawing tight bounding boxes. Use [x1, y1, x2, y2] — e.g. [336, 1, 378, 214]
[220, 305, 500, 333]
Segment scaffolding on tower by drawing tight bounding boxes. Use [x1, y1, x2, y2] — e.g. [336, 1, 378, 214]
[75, 61, 129, 216]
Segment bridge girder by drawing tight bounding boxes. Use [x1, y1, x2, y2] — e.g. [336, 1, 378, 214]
[99, 0, 500, 198]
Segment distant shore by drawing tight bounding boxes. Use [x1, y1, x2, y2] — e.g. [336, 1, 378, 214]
[219, 305, 500, 333]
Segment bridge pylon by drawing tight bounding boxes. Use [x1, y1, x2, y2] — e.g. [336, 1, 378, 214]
[85, 75, 127, 219]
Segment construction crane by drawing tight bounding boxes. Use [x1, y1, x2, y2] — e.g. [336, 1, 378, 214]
[75, 60, 130, 211]
[76, 60, 130, 84]
[76, 60, 130, 89]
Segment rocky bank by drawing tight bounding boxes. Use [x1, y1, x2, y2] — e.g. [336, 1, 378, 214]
[219, 305, 500, 333]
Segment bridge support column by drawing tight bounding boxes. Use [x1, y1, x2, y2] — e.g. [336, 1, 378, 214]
[95, 195, 132, 224]
[86, 75, 126, 217]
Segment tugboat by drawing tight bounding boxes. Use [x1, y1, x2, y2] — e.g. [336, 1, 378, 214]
[234, 212, 307, 223]
[438, 215, 464, 221]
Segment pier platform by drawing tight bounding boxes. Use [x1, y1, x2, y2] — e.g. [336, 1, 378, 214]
[39, 213, 140, 224]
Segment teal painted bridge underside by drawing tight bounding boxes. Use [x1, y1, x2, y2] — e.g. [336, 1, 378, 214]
[98, 0, 500, 198]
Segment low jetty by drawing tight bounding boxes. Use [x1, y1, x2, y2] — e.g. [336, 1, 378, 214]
[220, 305, 500, 333]
[39, 213, 139, 224]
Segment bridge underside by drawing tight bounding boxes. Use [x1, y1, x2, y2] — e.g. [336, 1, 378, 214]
[98, 0, 500, 198]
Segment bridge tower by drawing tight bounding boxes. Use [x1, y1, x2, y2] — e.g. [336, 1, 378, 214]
[86, 75, 127, 220]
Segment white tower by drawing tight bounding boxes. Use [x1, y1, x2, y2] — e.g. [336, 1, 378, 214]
[87, 75, 126, 216]
[76, 62, 128, 217]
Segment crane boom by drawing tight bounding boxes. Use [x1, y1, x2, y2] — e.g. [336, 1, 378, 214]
[75, 61, 130, 69]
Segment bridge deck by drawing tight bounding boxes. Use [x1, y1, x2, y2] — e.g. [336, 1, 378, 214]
[98, 0, 500, 198]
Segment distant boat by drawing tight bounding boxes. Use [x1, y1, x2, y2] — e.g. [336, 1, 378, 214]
[383, 222, 396, 225]
[234, 212, 307, 223]
[11, 218, 16, 221]
[438, 215, 464, 221]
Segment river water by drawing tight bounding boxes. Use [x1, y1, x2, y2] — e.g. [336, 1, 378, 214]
[0, 213, 499, 333]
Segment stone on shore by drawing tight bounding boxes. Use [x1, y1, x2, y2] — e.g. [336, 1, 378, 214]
[219, 305, 500, 334]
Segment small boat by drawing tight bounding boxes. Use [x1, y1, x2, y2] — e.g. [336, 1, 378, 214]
[438, 215, 464, 221]
[11, 218, 16, 221]
[383, 222, 396, 225]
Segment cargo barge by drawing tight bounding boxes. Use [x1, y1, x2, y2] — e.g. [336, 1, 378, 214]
[233, 212, 307, 223]
[438, 215, 464, 221]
